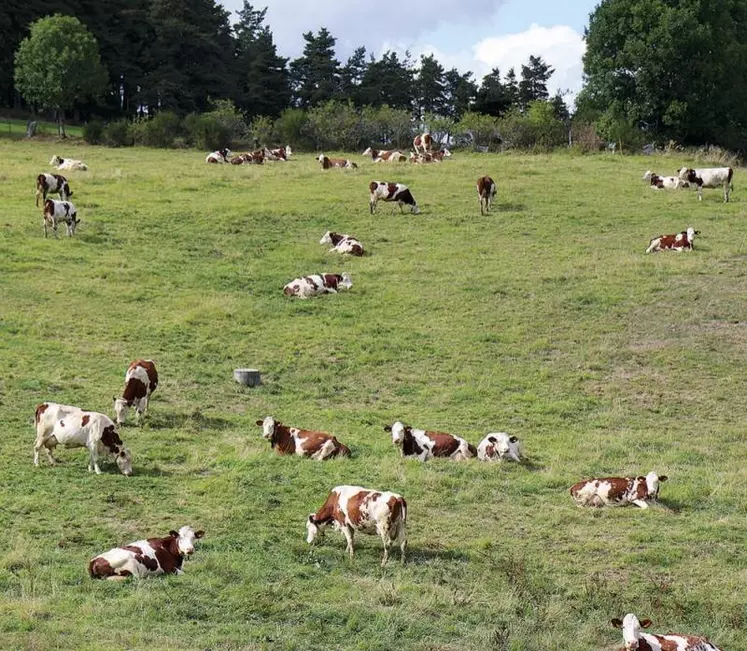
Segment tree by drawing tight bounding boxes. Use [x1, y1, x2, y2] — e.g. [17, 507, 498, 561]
[14, 14, 108, 136]
[415, 54, 447, 117]
[519, 55, 554, 111]
[340, 46, 368, 106]
[444, 68, 476, 119]
[504, 67, 520, 109]
[582, 0, 747, 149]
[359, 50, 414, 111]
[474, 68, 511, 117]
[234, 1, 290, 119]
[289, 28, 340, 107]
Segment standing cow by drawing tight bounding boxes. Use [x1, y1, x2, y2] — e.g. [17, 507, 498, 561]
[89, 526, 204, 580]
[677, 166, 733, 202]
[114, 359, 159, 426]
[36, 173, 72, 206]
[413, 133, 433, 155]
[476, 176, 497, 215]
[369, 181, 419, 214]
[306, 485, 407, 566]
[42, 199, 79, 238]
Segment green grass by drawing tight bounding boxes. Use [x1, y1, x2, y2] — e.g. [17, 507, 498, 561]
[0, 116, 83, 139]
[0, 140, 745, 650]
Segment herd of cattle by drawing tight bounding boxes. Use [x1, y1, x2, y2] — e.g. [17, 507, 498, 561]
[27, 138, 733, 650]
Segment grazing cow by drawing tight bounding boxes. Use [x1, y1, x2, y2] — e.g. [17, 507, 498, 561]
[35, 173, 71, 206]
[642, 170, 688, 190]
[33, 402, 82, 466]
[477, 432, 521, 462]
[384, 421, 476, 461]
[114, 359, 159, 426]
[645, 227, 699, 253]
[42, 199, 79, 238]
[89, 526, 204, 581]
[611, 614, 723, 651]
[413, 133, 433, 154]
[570, 471, 667, 508]
[49, 155, 88, 171]
[677, 166, 733, 202]
[476, 176, 497, 215]
[306, 485, 407, 566]
[317, 154, 357, 169]
[319, 231, 364, 256]
[369, 181, 419, 214]
[283, 273, 352, 298]
[362, 147, 407, 162]
[34, 410, 133, 476]
[256, 416, 351, 459]
[205, 149, 232, 164]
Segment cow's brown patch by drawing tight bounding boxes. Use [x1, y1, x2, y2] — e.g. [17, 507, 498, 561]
[283, 285, 298, 296]
[333, 439, 352, 457]
[268, 422, 297, 455]
[346, 490, 378, 527]
[428, 432, 460, 457]
[322, 274, 342, 289]
[81, 414, 90, 427]
[387, 495, 405, 528]
[149, 536, 184, 573]
[122, 544, 159, 572]
[312, 490, 341, 525]
[131, 359, 158, 391]
[101, 425, 123, 454]
[88, 557, 116, 578]
[328, 232, 344, 245]
[122, 377, 147, 403]
[35, 402, 49, 424]
[386, 183, 399, 199]
[602, 477, 632, 501]
[369, 181, 379, 194]
[397, 189, 416, 207]
[350, 243, 364, 256]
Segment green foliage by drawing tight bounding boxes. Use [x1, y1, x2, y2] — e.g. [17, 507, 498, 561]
[83, 119, 104, 145]
[1, 140, 746, 650]
[596, 103, 646, 152]
[359, 51, 414, 111]
[305, 100, 361, 151]
[204, 98, 247, 144]
[518, 55, 554, 111]
[524, 101, 567, 150]
[131, 112, 183, 148]
[416, 54, 447, 117]
[184, 113, 228, 151]
[457, 111, 500, 149]
[360, 104, 413, 149]
[13, 14, 108, 133]
[273, 107, 311, 150]
[250, 115, 275, 147]
[102, 119, 134, 147]
[290, 28, 340, 108]
[474, 68, 512, 117]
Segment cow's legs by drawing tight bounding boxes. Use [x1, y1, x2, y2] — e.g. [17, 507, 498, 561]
[379, 528, 392, 567]
[35, 435, 58, 466]
[341, 525, 355, 559]
[88, 446, 102, 474]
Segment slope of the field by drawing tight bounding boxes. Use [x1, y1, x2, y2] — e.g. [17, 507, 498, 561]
[0, 139, 745, 651]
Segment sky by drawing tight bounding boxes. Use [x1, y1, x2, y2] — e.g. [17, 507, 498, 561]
[219, 0, 599, 102]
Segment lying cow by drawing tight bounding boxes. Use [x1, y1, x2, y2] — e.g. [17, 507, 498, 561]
[34, 409, 133, 476]
[50, 155, 88, 171]
[645, 226, 699, 253]
[317, 154, 357, 169]
[678, 166, 733, 202]
[642, 170, 688, 190]
[114, 359, 159, 426]
[36, 173, 72, 206]
[369, 181, 419, 214]
[283, 273, 352, 298]
[319, 231, 364, 256]
[43, 199, 79, 238]
[413, 133, 433, 155]
[306, 485, 407, 566]
[256, 416, 351, 459]
[89, 526, 204, 581]
[264, 145, 292, 161]
[384, 421, 476, 461]
[206, 149, 232, 163]
[476, 432, 521, 462]
[570, 471, 667, 508]
[33, 402, 82, 466]
[611, 614, 723, 651]
[477, 176, 497, 215]
[362, 147, 407, 162]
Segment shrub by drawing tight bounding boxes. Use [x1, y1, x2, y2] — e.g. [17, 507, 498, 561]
[524, 101, 566, 150]
[458, 111, 501, 150]
[274, 108, 311, 151]
[82, 119, 104, 144]
[250, 115, 274, 147]
[596, 107, 645, 153]
[359, 105, 413, 150]
[571, 121, 604, 153]
[184, 113, 229, 150]
[131, 112, 183, 148]
[305, 100, 362, 151]
[102, 119, 133, 147]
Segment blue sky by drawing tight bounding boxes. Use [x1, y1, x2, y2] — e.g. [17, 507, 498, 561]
[220, 0, 599, 100]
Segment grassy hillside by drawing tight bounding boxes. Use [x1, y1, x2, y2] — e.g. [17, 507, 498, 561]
[0, 140, 745, 651]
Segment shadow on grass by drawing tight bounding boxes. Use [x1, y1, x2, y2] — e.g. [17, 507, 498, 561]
[135, 409, 234, 432]
[654, 498, 684, 514]
[406, 547, 471, 565]
[498, 202, 527, 212]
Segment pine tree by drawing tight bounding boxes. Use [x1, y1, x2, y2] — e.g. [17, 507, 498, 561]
[504, 67, 520, 109]
[416, 54, 447, 117]
[289, 28, 340, 107]
[519, 55, 554, 110]
[340, 46, 368, 106]
[359, 50, 413, 111]
[444, 68, 476, 119]
[474, 67, 510, 117]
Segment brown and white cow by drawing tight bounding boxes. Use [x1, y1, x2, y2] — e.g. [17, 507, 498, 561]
[36, 173, 72, 206]
[33, 402, 82, 466]
[570, 471, 668, 508]
[384, 421, 476, 461]
[645, 227, 699, 253]
[256, 416, 351, 459]
[306, 485, 407, 566]
[642, 170, 688, 190]
[206, 149, 232, 163]
[264, 145, 292, 161]
[317, 154, 357, 169]
[50, 155, 88, 171]
[89, 526, 204, 581]
[319, 231, 364, 256]
[476, 432, 521, 462]
[477, 176, 497, 215]
[34, 409, 133, 475]
[611, 614, 723, 651]
[283, 273, 352, 298]
[362, 147, 407, 162]
[677, 166, 733, 202]
[369, 181, 419, 214]
[114, 359, 158, 426]
[43, 199, 79, 238]
[413, 133, 433, 155]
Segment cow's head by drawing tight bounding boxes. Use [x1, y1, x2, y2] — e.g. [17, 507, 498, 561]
[170, 525, 205, 556]
[319, 231, 333, 245]
[256, 416, 277, 439]
[116, 446, 134, 476]
[645, 471, 668, 499]
[362, 147, 373, 156]
[50, 155, 62, 166]
[306, 514, 327, 543]
[488, 433, 521, 462]
[411, 202, 420, 215]
[339, 273, 352, 290]
[285, 145, 293, 158]
[441, 148, 452, 158]
[113, 397, 130, 426]
[642, 170, 653, 181]
[384, 421, 408, 446]
[611, 614, 652, 650]
[686, 227, 699, 241]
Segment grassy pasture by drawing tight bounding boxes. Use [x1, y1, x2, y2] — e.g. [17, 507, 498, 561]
[0, 117, 83, 139]
[0, 138, 745, 651]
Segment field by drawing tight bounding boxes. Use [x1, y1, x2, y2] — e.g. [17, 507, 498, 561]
[0, 137, 745, 651]
[0, 117, 83, 139]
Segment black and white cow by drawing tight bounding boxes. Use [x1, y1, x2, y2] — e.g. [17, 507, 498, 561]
[369, 181, 419, 214]
[319, 231, 364, 256]
[42, 199, 79, 237]
[36, 173, 72, 206]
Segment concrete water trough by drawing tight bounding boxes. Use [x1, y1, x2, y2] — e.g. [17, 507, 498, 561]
[234, 368, 261, 387]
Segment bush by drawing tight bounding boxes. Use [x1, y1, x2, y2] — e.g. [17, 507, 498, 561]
[571, 121, 603, 153]
[130, 112, 183, 148]
[359, 105, 412, 150]
[82, 119, 104, 144]
[102, 119, 133, 147]
[458, 111, 501, 150]
[305, 100, 362, 151]
[274, 108, 311, 151]
[204, 98, 247, 145]
[596, 107, 645, 153]
[250, 115, 274, 147]
[184, 113, 229, 150]
[524, 101, 567, 150]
